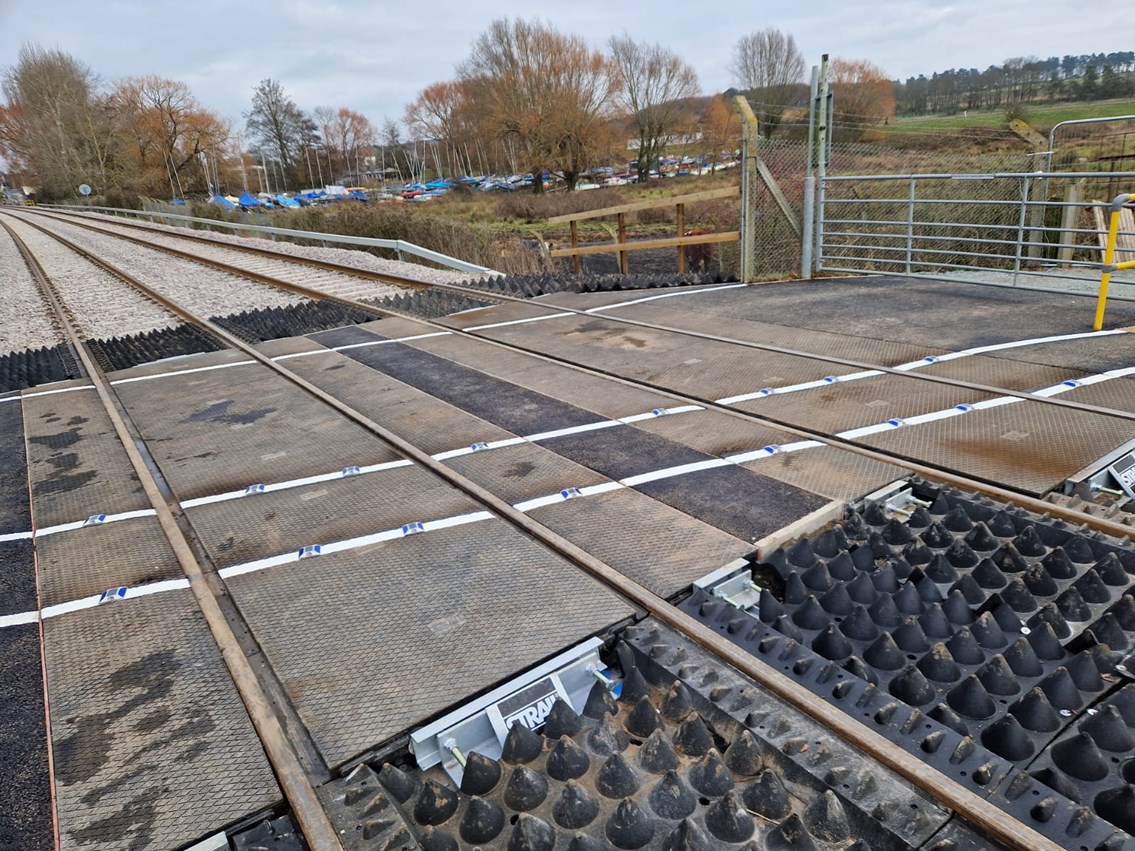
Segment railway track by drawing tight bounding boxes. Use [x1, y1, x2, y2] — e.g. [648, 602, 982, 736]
[13, 206, 1135, 526]
[3, 209, 1134, 850]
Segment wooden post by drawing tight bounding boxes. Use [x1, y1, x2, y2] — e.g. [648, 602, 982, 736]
[570, 219, 580, 273]
[676, 203, 686, 273]
[617, 211, 628, 274]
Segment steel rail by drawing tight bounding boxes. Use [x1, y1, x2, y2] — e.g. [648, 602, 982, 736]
[0, 218, 346, 851]
[0, 212, 1099, 851]
[22, 206, 1135, 428]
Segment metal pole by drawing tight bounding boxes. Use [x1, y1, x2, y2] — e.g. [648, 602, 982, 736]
[1095, 193, 1131, 330]
[734, 95, 759, 283]
[1012, 175, 1031, 281]
[801, 65, 819, 279]
[905, 177, 916, 274]
[814, 55, 830, 274]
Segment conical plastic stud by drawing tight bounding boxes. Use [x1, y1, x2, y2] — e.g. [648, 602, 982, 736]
[649, 769, 696, 820]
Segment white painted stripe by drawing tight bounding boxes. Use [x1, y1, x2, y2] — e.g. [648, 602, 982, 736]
[513, 481, 625, 512]
[112, 359, 255, 385]
[22, 384, 96, 398]
[725, 440, 825, 464]
[218, 510, 496, 580]
[329, 331, 453, 352]
[585, 284, 747, 314]
[527, 420, 622, 441]
[892, 329, 1124, 370]
[620, 458, 732, 487]
[0, 610, 39, 627]
[465, 312, 574, 331]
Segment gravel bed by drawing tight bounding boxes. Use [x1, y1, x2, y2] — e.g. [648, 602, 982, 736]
[79, 210, 470, 288]
[4, 217, 182, 341]
[0, 222, 65, 355]
[35, 217, 307, 320]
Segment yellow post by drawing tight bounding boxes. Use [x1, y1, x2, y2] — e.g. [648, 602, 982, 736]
[1095, 192, 1131, 331]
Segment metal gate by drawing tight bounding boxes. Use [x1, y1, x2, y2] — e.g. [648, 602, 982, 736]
[814, 169, 1135, 291]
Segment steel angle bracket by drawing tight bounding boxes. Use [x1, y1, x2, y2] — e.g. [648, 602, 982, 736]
[409, 638, 605, 785]
[693, 557, 760, 613]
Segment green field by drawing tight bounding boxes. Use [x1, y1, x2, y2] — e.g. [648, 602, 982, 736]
[889, 98, 1135, 133]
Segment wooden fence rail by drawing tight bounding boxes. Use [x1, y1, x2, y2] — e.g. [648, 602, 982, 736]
[547, 186, 740, 274]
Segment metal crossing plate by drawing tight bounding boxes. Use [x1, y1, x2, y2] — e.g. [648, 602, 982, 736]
[442, 442, 610, 504]
[742, 372, 998, 434]
[602, 299, 948, 367]
[187, 464, 481, 568]
[35, 517, 182, 606]
[23, 390, 150, 527]
[114, 362, 397, 500]
[226, 519, 635, 767]
[529, 486, 753, 597]
[44, 592, 279, 851]
[860, 398, 1135, 495]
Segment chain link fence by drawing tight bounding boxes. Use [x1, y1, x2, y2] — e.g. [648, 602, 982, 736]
[748, 140, 1049, 281]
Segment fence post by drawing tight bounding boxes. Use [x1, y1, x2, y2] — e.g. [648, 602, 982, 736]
[813, 56, 830, 275]
[734, 95, 759, 283]
[1058, 173, 1085, 268]
[905, 177, 916, 274]
[801, 66, 819, 279]
[570, 219, 581, 274]
[617, 212, 628, 274]
[676, 203, 686, 274]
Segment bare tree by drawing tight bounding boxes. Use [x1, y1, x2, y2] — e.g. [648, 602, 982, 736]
[110, 76, 229, 197]
[0, 44, 113, 199]
[461, 18, 617, 191]
[729, 28, 806, 138]
[609, 35, 700, 183]
[829, 58, 896, 139]
[404, 80, 478, 175]
[244, 78, 304, 188]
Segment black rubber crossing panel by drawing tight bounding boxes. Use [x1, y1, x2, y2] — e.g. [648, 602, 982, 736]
[44, 592, 279, 851]
[318, 331, 832, 543]
[280, 352, 517, 455]
[0, 623, 52, 851]
[0, 539, 36, 617]
[334, 336, 603, 436]
[635, 465, 830, 544]
[408, 333, 680, 421]
[535, 426, 709, 482]
[0, 400, 30, 534]
[227, 519, 635, 768]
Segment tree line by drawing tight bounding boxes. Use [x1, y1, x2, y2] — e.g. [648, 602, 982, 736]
[6, 26, 1127, 202]
[896, 52, 1135, 115]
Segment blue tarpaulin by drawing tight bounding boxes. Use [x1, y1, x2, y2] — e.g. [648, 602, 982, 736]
[210, 194, 235, 210]
[238, 191, 260, 208]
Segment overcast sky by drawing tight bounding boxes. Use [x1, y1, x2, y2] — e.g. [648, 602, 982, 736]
[0, 0, 1119, 130]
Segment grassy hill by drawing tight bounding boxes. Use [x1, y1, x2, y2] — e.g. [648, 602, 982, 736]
[889, 98, 1135, 134]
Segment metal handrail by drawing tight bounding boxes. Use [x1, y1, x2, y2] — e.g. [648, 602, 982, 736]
[1094, 192, 1135, 330]
[822, 170, 1135, 182]
[41, 204, 498, 276]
